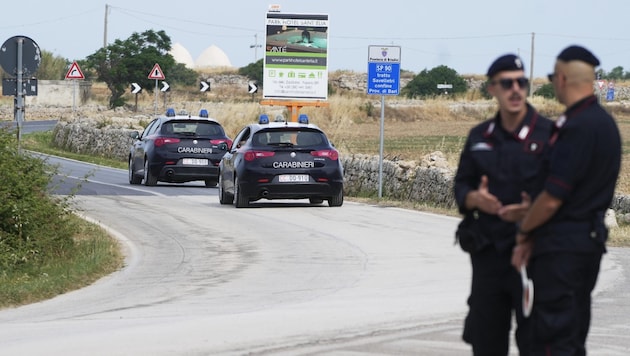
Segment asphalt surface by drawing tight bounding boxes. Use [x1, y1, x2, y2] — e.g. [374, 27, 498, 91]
[0, 154, 628, 355]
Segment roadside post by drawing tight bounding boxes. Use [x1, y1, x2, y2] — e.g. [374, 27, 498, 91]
[367, 45, 401, 198]
[65, 61, 85, 113]
[0, 35, 41, 152]
[130, 83, 142, 112]
[597, 78, 605, 102]
[248, 80, 258, 102]
[607, 81, 615, 102]
[160, 81, 170, 110]
[437, 83, 452, 95]
[148, 63, 165, 116]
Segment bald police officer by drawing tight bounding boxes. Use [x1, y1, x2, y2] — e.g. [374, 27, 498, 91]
[454, 54, 553, 355]
[512, 45, 622, 355]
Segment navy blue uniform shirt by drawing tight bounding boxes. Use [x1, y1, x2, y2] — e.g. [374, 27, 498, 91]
[533, 95, 622, 254]
[454, 104, 554, 252]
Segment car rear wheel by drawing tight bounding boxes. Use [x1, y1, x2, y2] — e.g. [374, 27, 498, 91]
[328, 189, 343, 207]
[233, 177, 249, 208]
[129, 157, 142, 185]
[143, 159, 158, 186]
[218, 174, 233, 205]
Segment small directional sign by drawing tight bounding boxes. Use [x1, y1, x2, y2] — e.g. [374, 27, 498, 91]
[65, 61, 85, 80]
[161, 81, 170, 92]
[248, 80, 258, 94]
[148, 63, 165, 80]
[131, 82, 142, 94]
[2, 78, 37, 96]
[200, 81, 210, 92]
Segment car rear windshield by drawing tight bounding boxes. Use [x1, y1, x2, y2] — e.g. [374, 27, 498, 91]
[161, 121, 225, 137]
[252, 129, 326, 147]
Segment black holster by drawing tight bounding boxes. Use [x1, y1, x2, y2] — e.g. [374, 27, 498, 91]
[455, 211, 491, 253]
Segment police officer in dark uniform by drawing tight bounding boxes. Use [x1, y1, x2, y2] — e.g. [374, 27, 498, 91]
[512, 45, 622, 355]
[454, 54, 553, 355]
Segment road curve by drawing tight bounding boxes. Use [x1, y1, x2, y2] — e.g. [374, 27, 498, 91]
[0, 157, 627, 355]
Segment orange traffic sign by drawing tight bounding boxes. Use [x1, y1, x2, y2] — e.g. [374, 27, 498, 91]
[148, 63, 165, 80]
[65, 61, 84, 79]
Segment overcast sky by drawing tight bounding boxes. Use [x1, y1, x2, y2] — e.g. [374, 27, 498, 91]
[2, 0, 629, 78]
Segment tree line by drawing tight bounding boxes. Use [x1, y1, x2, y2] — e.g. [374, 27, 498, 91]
[2, 29, 629, 107]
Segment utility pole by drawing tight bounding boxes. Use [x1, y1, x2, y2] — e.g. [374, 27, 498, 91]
[249, 33, 262, 63]
[103, 4, 109, 48]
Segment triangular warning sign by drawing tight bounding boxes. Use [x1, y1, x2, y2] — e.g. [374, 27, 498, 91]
[65, 61, 85, 79]
[148, 63, 165, 80]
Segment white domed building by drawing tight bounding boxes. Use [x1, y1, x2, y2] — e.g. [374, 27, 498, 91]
[195, 45, 232, 69]
[168, 43, 195, 69]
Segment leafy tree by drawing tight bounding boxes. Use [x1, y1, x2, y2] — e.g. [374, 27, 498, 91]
[167, 63, 199, 86]
[402, 65, 467, 99]
[534, 82, 555, 99]
[36, 51, 70, 80]
[85, 30, 175, 108]
[607, 66, 625, 80]
[238, 59, 263, 87]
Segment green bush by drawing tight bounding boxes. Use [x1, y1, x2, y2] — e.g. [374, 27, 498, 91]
[534, 83, 556, 99]
[0, 129, 77, 270]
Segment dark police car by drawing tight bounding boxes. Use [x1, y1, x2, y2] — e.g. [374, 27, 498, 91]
[218, 114, 344, 207]
[128, 109, 232, 187]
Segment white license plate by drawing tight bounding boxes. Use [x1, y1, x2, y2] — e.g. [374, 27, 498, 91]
[182, 158, 209, 165]
[278, 174, 309, 182]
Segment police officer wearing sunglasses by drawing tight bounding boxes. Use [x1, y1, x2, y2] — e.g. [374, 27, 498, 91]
[512, 45, 622, 355]
[454, 54, 553, 355]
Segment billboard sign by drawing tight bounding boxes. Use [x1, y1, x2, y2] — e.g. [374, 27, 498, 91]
[263, 12, 329, 100]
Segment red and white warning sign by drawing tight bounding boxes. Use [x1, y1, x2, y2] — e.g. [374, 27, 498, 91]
[65, 61, 85, 79]
[597, 80, 605, 90]
[148, 63, 165, 80]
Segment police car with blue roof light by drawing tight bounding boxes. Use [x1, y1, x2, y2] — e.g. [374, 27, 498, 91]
[128, 108, 232, 187]
[218, 114, 344, 207]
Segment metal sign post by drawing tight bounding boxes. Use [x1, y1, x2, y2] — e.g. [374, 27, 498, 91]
[65, 61, 85, 113]
[0, 35, 41, 153]
[16, 38, 24, 151]
[367, 45, 401, 198]
[147, 63, 165, 116]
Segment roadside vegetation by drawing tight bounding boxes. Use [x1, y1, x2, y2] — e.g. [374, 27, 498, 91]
[0, 129, 123, 309]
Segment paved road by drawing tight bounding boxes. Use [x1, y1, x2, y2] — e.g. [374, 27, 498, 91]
[0, 119, 57, 134]
[0, 156, 628, 355]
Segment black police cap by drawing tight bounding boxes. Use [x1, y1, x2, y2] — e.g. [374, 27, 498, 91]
[486, 54, 525, 78]
[557, 45, 600, 66]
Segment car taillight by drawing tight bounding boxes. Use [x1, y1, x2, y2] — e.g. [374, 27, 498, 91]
[211, 139, 233, 148]
[311, 149, 339, 160]
[244, 150, 275, 161]
[154, 137, 180, 147]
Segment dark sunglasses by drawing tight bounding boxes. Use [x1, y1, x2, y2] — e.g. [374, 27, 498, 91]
[492, 77, 529, 90]
[547, 73, 555, 82]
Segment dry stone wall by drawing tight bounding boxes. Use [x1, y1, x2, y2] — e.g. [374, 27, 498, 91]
[51, 121, 630, 217]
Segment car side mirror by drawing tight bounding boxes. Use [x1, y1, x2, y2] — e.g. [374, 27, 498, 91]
[129, 131, 140, 139]
[218, 142, 228, 151]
